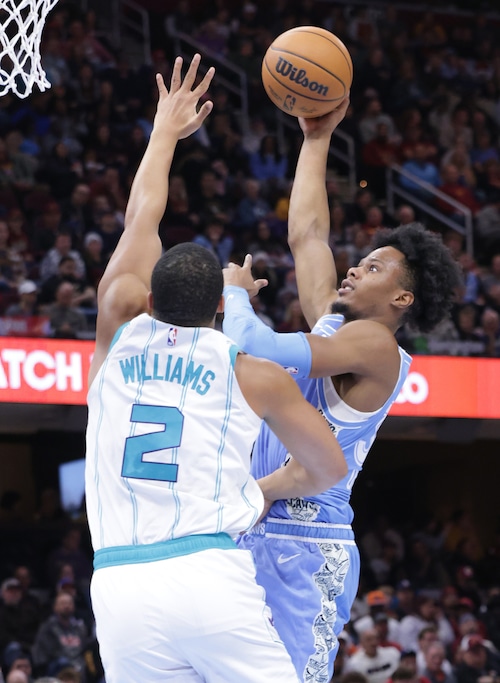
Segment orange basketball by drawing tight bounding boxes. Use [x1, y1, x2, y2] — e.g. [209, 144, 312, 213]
[261, 26, 353, 118]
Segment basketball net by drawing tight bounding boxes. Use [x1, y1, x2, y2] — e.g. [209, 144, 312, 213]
[0, 0, 59, 99]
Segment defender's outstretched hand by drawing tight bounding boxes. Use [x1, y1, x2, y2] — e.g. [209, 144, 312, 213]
[223, 254, 268, 300]
[154, 54, 215, 139]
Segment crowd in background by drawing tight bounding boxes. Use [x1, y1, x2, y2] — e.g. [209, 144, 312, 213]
[0, 1, 498, 354]
[0, 490, 499, 683]
[0, 0, 500, 678]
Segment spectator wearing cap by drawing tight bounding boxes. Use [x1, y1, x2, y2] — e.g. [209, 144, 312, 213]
[345, 628, 401, 683]
[355, 590, 402, 644]
[3, 646, 33, 683]
[416, 626, 454, 677]
[398, 649, 433, 683]
[0, 578, 42, 654]
[5, 281, 40, 317]
[392, 580, 416, 620]
[454, 635, 500, 683]
[399, 596, 455, 653]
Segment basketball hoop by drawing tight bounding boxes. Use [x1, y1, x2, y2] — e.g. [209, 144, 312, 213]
[0, 0, 59, 99]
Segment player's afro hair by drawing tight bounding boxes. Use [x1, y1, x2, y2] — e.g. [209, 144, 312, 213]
[151, 242, 223, 327]
[372, 223, 461, 333]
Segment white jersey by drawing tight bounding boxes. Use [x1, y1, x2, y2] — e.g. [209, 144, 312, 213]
[85, 313, 264, 552]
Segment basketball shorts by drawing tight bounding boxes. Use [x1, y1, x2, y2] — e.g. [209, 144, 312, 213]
[238, 518, 361, 683]
[91, 540, 301, 683]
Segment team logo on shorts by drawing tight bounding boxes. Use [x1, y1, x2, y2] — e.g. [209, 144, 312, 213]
[167, 327, 177, 346]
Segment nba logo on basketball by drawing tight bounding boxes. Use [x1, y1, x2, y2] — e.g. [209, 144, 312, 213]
[284, 95, 296, 111]
[167, 327, 177, 346]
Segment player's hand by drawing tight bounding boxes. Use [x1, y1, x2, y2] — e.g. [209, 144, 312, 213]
[154, 53, 215, 140]
[298, 94, 350, 139]
[223, 254, 268, 299]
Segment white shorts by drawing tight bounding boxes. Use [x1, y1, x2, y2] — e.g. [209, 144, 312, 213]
[91, 546, 300, 683]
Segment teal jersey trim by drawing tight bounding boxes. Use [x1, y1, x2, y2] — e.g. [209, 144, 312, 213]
[93, 532, 236, 569]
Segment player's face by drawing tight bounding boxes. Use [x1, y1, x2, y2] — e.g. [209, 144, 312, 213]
[333, 246, 412, 322]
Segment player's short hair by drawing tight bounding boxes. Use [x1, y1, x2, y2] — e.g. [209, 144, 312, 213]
[372, 223, 461, 332]
[151, 242, 223, 327]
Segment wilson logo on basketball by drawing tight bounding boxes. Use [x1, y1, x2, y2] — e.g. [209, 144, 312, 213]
[274, 57, 329, 96]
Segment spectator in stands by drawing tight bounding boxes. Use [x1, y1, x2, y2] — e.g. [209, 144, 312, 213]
[440, 138, 477, 189]
[399, 595, 454, 653]
[0, 577, 42, 654]
[421, 642, 456, 683]
[35, 142, 79, 201]
[391, 580, 416, 620]
[416, 626, 454, 677]
[81, 232, 106, 290]
[438, 106, 473, 151]
[395, 204, 417, 226]
[456, 252, 485, 306]
[249, 134, 288, 185]
[188, 167, 233, 226]
[476, 193, 500, 259]
[345, 628, 401, 683]
[46, 282, 88, 339]
[31, 593, 89, 679]
[470, 131, 499, 176]
[454, 634, 500, 683]
[355, 590, 401, 645]
[361, 122, 401, 198]
[94, 210, 122, 261]
[480, 253, 500, 312]
[436, 164, 480, 217]
[39, 231, 85, 283]
[400, 143, 441, 200]
[5, 280, 41, 318]
[192, 216, 234, 268]
[358, 97, 398, 145]
[233, 178, 271, 235]
[480, 308, 500, 357]
[38, 256, 95, 309]
[452, 303, 486, 356]
[59, 183, 94, 248]
[276, 297, 309, 333]
[30, 202, 64, 257]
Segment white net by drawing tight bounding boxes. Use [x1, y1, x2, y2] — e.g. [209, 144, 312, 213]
[0, 0, 59, 99]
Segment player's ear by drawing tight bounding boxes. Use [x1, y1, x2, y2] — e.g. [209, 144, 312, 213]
[147, 291, 154, 312]
[217, 295, 224, 314]
[393, 289, 414, 311]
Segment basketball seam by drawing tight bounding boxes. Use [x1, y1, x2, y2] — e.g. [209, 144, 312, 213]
[262, 57, 346, 103]
[271, 29, 353, 78]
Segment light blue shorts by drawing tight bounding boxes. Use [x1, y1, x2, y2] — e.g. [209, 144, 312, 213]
[238, 518, 360, 683]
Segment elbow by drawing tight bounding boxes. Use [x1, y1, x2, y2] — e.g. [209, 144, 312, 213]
[323, 451, 348, 490]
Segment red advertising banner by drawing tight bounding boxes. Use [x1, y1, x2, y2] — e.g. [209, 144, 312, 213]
[0, 338, 498, 418]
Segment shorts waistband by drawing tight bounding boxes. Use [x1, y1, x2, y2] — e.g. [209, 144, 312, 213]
[94, 532, 236, 570]
[260, 517, 355, 542]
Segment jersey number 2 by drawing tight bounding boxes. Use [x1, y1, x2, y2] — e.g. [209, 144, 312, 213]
[122, 404, 183, 482]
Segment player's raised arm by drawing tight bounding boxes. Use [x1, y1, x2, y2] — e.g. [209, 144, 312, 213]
[89, 55, 214, 383]
[287, 98, 349, 328]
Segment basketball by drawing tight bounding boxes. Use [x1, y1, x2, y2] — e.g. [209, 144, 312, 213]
[261, 26, 353, 118]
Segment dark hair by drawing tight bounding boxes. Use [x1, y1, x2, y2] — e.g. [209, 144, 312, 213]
[392, 668, 416, 682]
[372, 223, 461, 332]
[151, 242, 223, 327]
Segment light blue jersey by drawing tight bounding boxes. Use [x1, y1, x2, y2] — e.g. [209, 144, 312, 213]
[238, 314, 412, 683]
